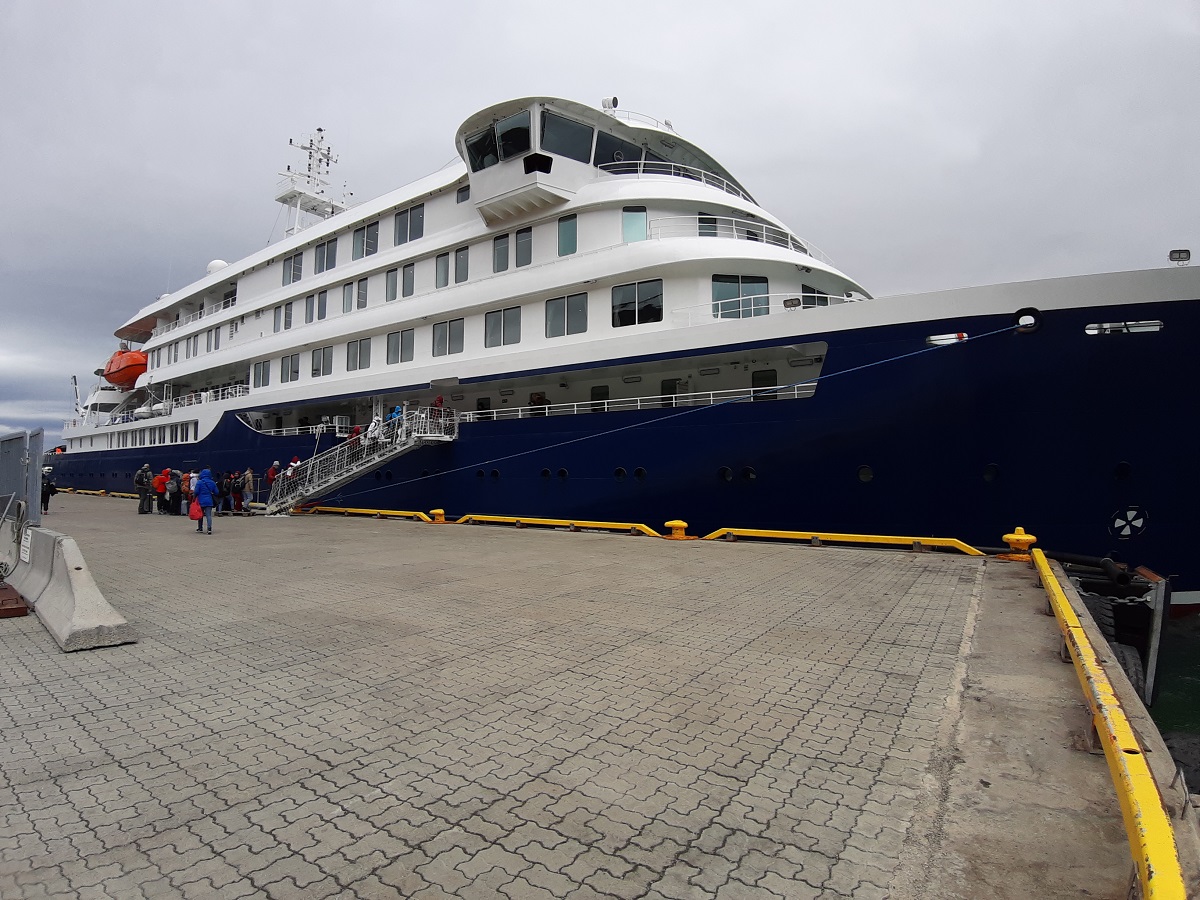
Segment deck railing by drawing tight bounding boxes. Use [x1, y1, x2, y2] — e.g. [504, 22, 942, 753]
[597, 160, 755, 204]
[648, 215, 835, 267]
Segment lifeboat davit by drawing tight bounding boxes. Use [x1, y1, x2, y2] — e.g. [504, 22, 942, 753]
[102, 348, 148, 389]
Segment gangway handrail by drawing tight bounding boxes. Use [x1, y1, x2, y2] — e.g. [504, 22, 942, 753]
[1031, 548, 1186, 899]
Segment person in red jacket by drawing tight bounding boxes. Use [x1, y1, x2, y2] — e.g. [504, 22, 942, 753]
[152, 469, 169, 514]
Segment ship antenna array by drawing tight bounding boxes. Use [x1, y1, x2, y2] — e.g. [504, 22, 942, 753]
[276, 127, 349, 237]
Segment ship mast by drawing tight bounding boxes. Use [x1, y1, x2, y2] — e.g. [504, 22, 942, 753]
[275, 128, 348, 237]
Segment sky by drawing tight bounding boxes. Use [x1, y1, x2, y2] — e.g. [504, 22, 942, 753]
[2, 0, 1197, 444]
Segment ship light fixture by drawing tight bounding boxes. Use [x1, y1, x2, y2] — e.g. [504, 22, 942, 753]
[622, 375, 642, 383]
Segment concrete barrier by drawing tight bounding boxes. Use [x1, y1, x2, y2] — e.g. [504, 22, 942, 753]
[1, 520, 137, 651]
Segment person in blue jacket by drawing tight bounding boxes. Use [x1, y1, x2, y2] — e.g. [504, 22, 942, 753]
[193, 468, 220, 535]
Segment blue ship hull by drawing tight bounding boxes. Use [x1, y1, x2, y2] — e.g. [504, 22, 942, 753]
[53, 299, 1200, 595]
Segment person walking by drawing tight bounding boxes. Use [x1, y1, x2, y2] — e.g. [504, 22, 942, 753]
[153, 468, 169, 514]
[365, 414, 382, 447]
[266, 461, 280, 490]
[40, 472, 58, 514]
[134, 464, 153, 514]
[193, 468, 219, 534]
[241, 467, 256, 515]
[231, 471, 244, 513]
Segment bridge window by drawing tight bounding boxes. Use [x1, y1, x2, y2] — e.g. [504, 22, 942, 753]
[516, 227, 532, 267]
[352, 221, 378, 260]
[540, 111, 593, 163]
[281, 353, 300, 383]
[387, 329, 414, 364]
[282, 252, 302, 286]
[314, 239, 336, 273]
[456, 185, 470, 203]
[485, 307, 521, 348]
[466, 126, 499, 172]
[494, 234, 509, 272]
[712, 275, 769, 319]
[346, 338, 371, 372]
[595, 132, 643, 171]
[612, 279, 663, 328]
[311, 346, 333, 378]
[497, 110, 531, 160]
[433, 318, 464, 357]
[546, 292, 588, 338]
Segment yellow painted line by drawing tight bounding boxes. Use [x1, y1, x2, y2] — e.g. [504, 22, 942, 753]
[1032, 549, 1185, 900]
[305, 506, 432, 522]
[701, 527, 983, 556]
[454, 514, 661, 537]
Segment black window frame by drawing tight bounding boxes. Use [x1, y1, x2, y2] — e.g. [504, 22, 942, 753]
[311, 346, 333, 378]
[386, 328, 415, 364]
[545, 292, 588, 338]
[454, 246, 469, 284]
[346, 337, 371, 372]
[314, 239, 337, 273]
[352, 221, 379, 260]
[611, 279, 664, 328]
[432, 318, 465, 357]
[282, 252, 302, 285]
[493, 234, 509, 273]
[435, 253, 449, 288]
[385, 268, 398, 302]
[540, 110, 594, 163]
[558, 215, 577, 257]
[402, 263, 415, 297]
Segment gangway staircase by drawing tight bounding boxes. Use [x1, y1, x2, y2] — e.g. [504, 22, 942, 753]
[265, 407, 458, 515]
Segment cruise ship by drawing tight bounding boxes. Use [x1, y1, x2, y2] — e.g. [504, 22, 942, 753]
[56, 96, 1200, 611]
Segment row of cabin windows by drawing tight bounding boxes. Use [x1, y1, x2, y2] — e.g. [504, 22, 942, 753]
[112, 421, 197, 448]
[465, 108, 685, 178]
[253, 278, 665, 387]
[276, 203, 425, 287]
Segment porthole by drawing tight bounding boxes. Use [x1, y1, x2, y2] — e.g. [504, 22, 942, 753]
[385, 470, 393, 481]
[476, 469, 485, 478]
[718, 466, 732, 482]
[557, 468, 568, 479]
[421, 470, 430, 478]
[541, 468, 551, 478]
[983, 463, 1000, 483]
[1114, 461, 1132, 481]
[491, 469, 500, 479]
[374, 471, 383, 480]
[614, 467, 627, 481]
[634, 467, 647, 481]
[741, 467, 757, 481]
[857, 465, 874, 483]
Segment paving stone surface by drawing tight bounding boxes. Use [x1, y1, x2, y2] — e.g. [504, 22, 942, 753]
[0, 495, 1073, 897]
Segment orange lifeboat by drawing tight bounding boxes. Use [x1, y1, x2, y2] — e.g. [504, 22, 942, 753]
[102, 348, 148, 389]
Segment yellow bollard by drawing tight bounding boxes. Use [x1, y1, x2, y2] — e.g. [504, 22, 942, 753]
[663, 520, 698, 541]
[429, 508, 446, 524]
[997, 526, 1037, 561]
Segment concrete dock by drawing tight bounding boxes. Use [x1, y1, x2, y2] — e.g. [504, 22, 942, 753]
[0, 494, 1141, 898]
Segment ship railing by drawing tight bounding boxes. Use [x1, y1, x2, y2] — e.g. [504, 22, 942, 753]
[597, 161, 755, 204]
[648, 215, 835, 267]
[458, 384, 817, 423]
[266, 407, 457, 514]
[665, 291, 861, 327]
[150, 296, 239, 338]
[607, 109, 678, 133]
[171, 384, 250, 409]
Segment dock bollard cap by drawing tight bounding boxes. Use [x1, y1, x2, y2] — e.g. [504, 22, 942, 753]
[1002, 526, 1037, 552]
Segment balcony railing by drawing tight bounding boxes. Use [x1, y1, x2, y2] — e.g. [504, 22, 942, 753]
[597, 160, 755, 204]
[668, 291, 860, 327]
[649, 215, 835, 267]
[150, 296, 238, 338]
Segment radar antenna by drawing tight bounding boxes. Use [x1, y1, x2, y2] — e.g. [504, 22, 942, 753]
[275, 128, 349, 237]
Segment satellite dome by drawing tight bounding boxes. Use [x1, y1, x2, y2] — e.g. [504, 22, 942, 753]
[206, 259, 229, 275]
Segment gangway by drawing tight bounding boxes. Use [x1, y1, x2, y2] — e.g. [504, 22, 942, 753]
[265, 407, 457, 515]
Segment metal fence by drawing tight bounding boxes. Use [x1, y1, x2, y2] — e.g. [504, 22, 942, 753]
[0, 428, 44, 529]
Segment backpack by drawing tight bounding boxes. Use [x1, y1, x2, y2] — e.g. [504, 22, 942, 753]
[166, 479, 178, 494]
[134, 470, 149, 487]
[232, 476, 245, 492]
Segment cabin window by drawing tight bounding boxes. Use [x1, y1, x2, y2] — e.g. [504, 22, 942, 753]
[281, 353, 300, 383]
[712, 275, 769, 319]
[357, 278, 368, 309]
[315, 239, 337, 273]
[273, 306, 282, 333]
[346, 338, 371, 372]
[284, 301, 294, 329]
[623, 206, 648, 242]
[311, 346, 333, 378]
[387, 328, 414, 364]
[540, 111, 593, 163]
[436, 253, 450, 288]
[305, 294, 315, 324]
[516, 227, 532, 267]
[352, 221, 378, 260]
[282, 252, 302, 285]
[699, 213, 718, 237]
[590, 385, 609, 411]
[546, 292, 588, 338]
[253, 360, 270, 388]
[402, 263, 415, 297]
[432, 318, 465, 357]
[485, 306, 521, 348]
[494, 234, 509, 272]
[496, 110, 532, 160]
[558, 215, 577, 256]
[394, 205, 426, 245]
[466, 126, 499, 172]
[385, 268, 398, 302]
[612, 279, 664, 328]
[456, 185, 470, 203]
[455, 246, 469, 283]
[801, 284, 828, 308]
[595, 132, 643, 172]
[317, 290, 327, 320]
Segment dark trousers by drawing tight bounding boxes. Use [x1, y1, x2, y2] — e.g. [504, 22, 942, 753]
[137, 487, 152, 513]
